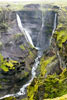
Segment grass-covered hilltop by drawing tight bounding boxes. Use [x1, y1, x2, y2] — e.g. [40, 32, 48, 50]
[0, 0, 67, 100]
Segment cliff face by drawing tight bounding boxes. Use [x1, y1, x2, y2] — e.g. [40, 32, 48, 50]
[0, 4, 56, 98]
[26, 6, 67, 100]
[17, 5, 55, 50]
[0, 10, 37, 97]
[0, 3, 67, 100]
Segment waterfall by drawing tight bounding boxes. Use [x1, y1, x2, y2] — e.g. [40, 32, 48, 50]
[16, 14, 34, 48]
[36, 11, 44, 48]
[50, 13, 57, 43]
[52, 13, 57, 33]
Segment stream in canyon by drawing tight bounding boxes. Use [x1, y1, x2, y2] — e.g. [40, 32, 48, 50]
[0, 10, 57, 99]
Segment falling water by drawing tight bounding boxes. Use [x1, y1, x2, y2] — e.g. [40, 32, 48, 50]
[36, 11, 45, 48]
[16, 14, 34, 47]
[50, 13, 57, 43]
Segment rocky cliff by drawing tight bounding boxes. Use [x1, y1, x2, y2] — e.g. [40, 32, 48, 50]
[25, 5, 67, 100]
[0, 9, 37, 97]
[0, 3, 67, 100]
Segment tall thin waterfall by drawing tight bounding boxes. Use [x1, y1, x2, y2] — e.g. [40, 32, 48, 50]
[16, 14, 34, 47]
[36, 11, 44, 48]
[50, 13, 57, 43]
[52, 13, 57, 34]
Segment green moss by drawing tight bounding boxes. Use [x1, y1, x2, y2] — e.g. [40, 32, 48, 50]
[55, 29, 67, 48]
[0, 53, 18, 72]
[21, 98, 28, 100]
[20, 45, 25, 51]
[27, 69, 67, 100]
[5, 60, 17, 70]
[0, 53, 9, 72]
[43, 72, 67, 98]
[27, 78, 39, 100]
[54, 7, 67, 49]
[60, 68, 67, 79]
[44, 94, 67, 100]
[27, 54, 57, 100]
[0, 65, 9, 72]
[40, 55, 56, 76]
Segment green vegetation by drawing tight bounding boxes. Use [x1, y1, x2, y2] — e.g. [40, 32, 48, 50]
[0, 53, 9, 72]
[40, 55, 56, 76]
[20, 45, 25, 51]
[43, 70, 67, 98]
[44, 94, 67, 100]
[28, 50, 34, 58]
[27, 67, 67, 100]
[26, 6, 67, 100]
[0, 53, 18, 72]
[54, 27, 67, 48]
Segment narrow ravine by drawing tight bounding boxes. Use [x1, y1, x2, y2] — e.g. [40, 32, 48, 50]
[0, 12, 57, 100]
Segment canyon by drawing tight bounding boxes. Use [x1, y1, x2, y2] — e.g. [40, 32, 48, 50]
[0, 2, 67, 100]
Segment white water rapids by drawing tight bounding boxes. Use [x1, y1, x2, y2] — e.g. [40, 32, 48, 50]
[0, 13, 57, 100]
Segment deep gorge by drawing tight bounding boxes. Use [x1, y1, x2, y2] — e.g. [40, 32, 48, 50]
[0, 2, 67, 100]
